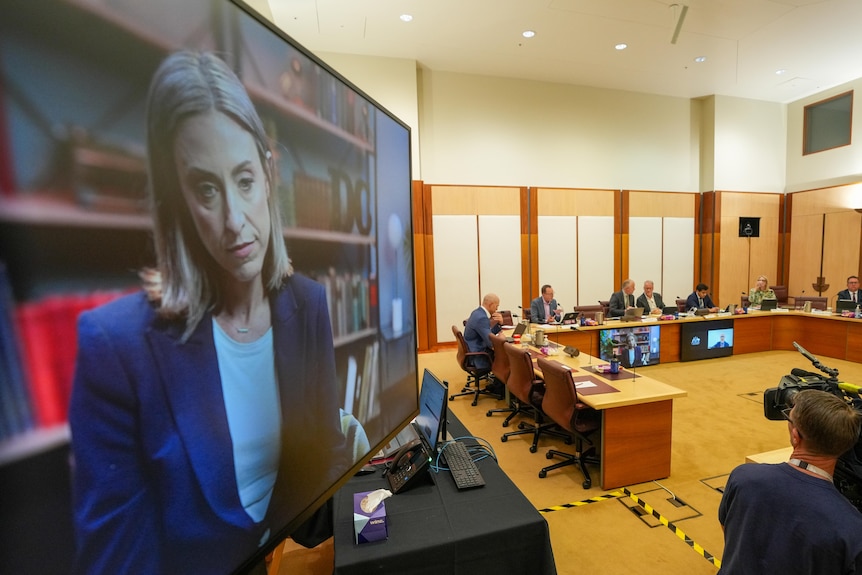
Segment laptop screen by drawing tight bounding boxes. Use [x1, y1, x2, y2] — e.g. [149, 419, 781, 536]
[414, 369, 448, 452]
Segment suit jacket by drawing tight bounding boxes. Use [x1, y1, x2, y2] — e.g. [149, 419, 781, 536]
[529, 296, 560, 323]
[609, 290, 635, 317]
[464, 306, 501, 370]
[837, 289, 859, 302]
[686, 292, 716, 310]
[69, 275, 350, 575]
[636, 292, 666, 314]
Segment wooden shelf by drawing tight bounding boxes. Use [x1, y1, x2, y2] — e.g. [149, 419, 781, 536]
[333, 327, 377, 348]
[0, 424, 70, 466]
[0, 194, 150, 230]
[283, 227, 375, 245]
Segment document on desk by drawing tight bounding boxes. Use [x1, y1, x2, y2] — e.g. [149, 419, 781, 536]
[573, 380, 597, 389]
[571, 374, 620, 395]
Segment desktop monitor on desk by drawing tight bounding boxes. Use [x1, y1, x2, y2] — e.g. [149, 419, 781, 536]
[598, 325, 661, 367]
[836, 299, 858, 314]
[680, 319, 734, 361]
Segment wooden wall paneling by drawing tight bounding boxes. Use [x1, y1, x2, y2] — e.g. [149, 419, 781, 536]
[791, 183, 862, 216]
[627, 191, 697, 218]
[628, 217, 662, 293]
[778, 193, 790, 286]
[478, 215, 522, 315]
[577, 216, 615, 305]
[663, 217, 695, 303]
[524, 187, 538, 306]
[616, 190, 624, 288]
[699, 192, 717, 297]
[692, 194, 702, 296]
[413, 181, 430, 351]
[535, 187, 616, 216]
[432, 215, 479, 343]
[823, 210, 862, 302]
[771, 315, 847, 357]
[538, 216, 578, 312]
[788, 213, 826, 299]
[659, 322, 681, 363]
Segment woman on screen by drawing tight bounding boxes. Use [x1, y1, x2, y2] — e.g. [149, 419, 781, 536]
[69, 51, 359, 574]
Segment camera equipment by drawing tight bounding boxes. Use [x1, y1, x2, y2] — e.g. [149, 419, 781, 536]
[763, 342, 862, 511]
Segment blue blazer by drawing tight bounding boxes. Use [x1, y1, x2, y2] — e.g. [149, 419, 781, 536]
[686, 291, 716, 310]
[69, 275, 350, 575]
[464, 306, 500, 370]
[529, 296, 560, 323]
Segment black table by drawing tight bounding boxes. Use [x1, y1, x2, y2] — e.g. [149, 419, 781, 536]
[333, 413, 556, 574]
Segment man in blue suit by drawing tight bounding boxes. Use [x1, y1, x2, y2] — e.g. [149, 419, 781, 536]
[686, 283, 719, 313]
[837, 275, 860, 303]
[530, 284, 561, 323]
[464, 293, 504, 370]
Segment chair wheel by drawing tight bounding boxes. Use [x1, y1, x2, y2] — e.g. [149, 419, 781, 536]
[530, 445, 537, 453]
[539, 470, 547, 478]
[502, 420, 510, 428]
[582, 480, 591, 489]
[517, 422, 526, 430]
[501, 436, 508, 442]
[449, 396, 455, 401]
[471, 399, 478, 406]
[545, 452, 553, 459]
[486, 411, 493, 417]
[564, 437, 572, 445]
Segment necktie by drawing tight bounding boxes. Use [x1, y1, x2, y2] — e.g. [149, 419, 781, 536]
[698, 297, 703, 308]
[853, 292, 857, 303]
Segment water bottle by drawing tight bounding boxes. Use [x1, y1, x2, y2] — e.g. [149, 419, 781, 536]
[855, 305, 861, 319]
[610, 355, 620, 374]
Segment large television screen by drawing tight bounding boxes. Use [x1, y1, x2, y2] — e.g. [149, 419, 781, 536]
[598, 325, 661, 367]
[680, 319, 734, 362]
[0, 0, 417, 573]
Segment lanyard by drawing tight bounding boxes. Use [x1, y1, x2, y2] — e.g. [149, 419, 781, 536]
[788, 458, 833, 482]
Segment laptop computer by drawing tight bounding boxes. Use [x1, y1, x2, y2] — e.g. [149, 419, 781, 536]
[621, 307, 644, 322]
[560, 311, 579, 325]
[662, 306, 678, 315]
[505, 322, 528, 343]
[694, 308, 711, 316]
[759, 298, 778, 311]
[386, 368, 448, 455]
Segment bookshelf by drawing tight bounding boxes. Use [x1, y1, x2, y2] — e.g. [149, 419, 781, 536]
[0, 0, 383, 451]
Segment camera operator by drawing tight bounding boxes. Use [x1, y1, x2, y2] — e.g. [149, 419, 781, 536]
[718, 389, 862, 574]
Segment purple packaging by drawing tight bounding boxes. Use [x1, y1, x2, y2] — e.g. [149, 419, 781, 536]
[353, 491, 388, 544]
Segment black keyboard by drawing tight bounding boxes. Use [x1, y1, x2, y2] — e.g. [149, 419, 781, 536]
[443, 441, 486, 489]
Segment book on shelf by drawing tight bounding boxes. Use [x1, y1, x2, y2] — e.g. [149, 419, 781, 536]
[317, 269, 373, 341]
[0, 263, 34, 441]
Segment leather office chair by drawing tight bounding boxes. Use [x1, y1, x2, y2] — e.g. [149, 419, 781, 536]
[449, 325, 501, 405]
[740, 294, 750, 308]
[574, 304, 603, 320]
[486, 332, 516, 420]
[535, 356, 601, 488]
[522, 308, 532, 322]
[500, 309, 514, 326]
[794, 295, 828, 310]
[770, 285, 788, 307]
[501, 343, 570, 452]
[675, 298, 687, 313]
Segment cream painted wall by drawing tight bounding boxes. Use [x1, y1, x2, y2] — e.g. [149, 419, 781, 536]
[417, 69, 699, 191]
[786, 78, 862, 193]
[712, 96, 787, 193]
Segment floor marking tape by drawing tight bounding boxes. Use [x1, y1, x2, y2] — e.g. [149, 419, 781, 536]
[621, 487, 721, 569]
[538, 490, 625, 513]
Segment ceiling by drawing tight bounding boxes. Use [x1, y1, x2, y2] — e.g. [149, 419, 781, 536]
[267, 0, 862, 104]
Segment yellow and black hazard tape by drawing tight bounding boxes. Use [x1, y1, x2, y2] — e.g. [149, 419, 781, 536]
[538, 490, 625, 513]
[538, 488, 721, 569]
[621, 487, 721, 568]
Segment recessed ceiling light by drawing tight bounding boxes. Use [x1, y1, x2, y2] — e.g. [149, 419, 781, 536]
[694, 56, 706, 63]
[776, 69, 787, 75]
[400, 14, 413, 22]
[615, 43, 627, 50]
[522, 30, 536, 38]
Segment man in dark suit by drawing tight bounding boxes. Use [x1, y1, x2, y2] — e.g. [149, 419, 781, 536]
[464, 293, 503, 371]
[609, 279, 636, 317]
[685, 283, 719, 312]
[530, 284, 561, 323]
[711, 334, 730, 348]
[636, 280, 666, 315]
[837, 275, 860, 303]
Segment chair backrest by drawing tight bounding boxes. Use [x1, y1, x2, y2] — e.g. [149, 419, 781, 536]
[489, 332, 511, 384]
[794, 295, 828, 310]
[503, 342, 540, 404]
[522, 308, 532, 322]
[574, 304, 603, 320]
[598, 300, 610, 316]
[675, 298, 687, 313]
[741, 294, 750, 308]
[535, 357, 577, 433]
[452, 325, 469, 369]
[770, 285, 788, 305]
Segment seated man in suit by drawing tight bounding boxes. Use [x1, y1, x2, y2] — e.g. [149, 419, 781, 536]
[711, 334, 730, 348]
[636, 280, 665, 315]
[464, 293, 505, 395]
[609, 278, 636, 317]
[685, 283, 719, 313]
[530, 284, 562, 323]
[837, 275, 860, 303]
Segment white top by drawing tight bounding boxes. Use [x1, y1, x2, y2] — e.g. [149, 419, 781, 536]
[213, 319, 281, 522]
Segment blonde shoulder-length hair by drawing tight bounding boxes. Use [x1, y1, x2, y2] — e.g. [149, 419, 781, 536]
[145, 51, 291, 339]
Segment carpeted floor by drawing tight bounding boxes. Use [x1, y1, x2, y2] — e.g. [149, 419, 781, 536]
[277, 348, 862, 574]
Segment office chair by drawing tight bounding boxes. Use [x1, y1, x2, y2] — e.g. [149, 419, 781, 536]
[535, 356, 601, 488]
[740, 294, 750, 308]
[598, 300, 610, 318]
[794, 295, 828, 310]
[574, 304, 603, 320]
[501, 343, 570, 453]
[522, 308, 532, 322]
[675, 298, 687, 313]
[500, 309, 514, 326]
[486, 332, 515, 420]
[770, 285, 788, 307]
[449, 325, 501, 406]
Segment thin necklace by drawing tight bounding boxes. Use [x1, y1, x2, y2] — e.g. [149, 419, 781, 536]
[788, 458, 833, 482]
